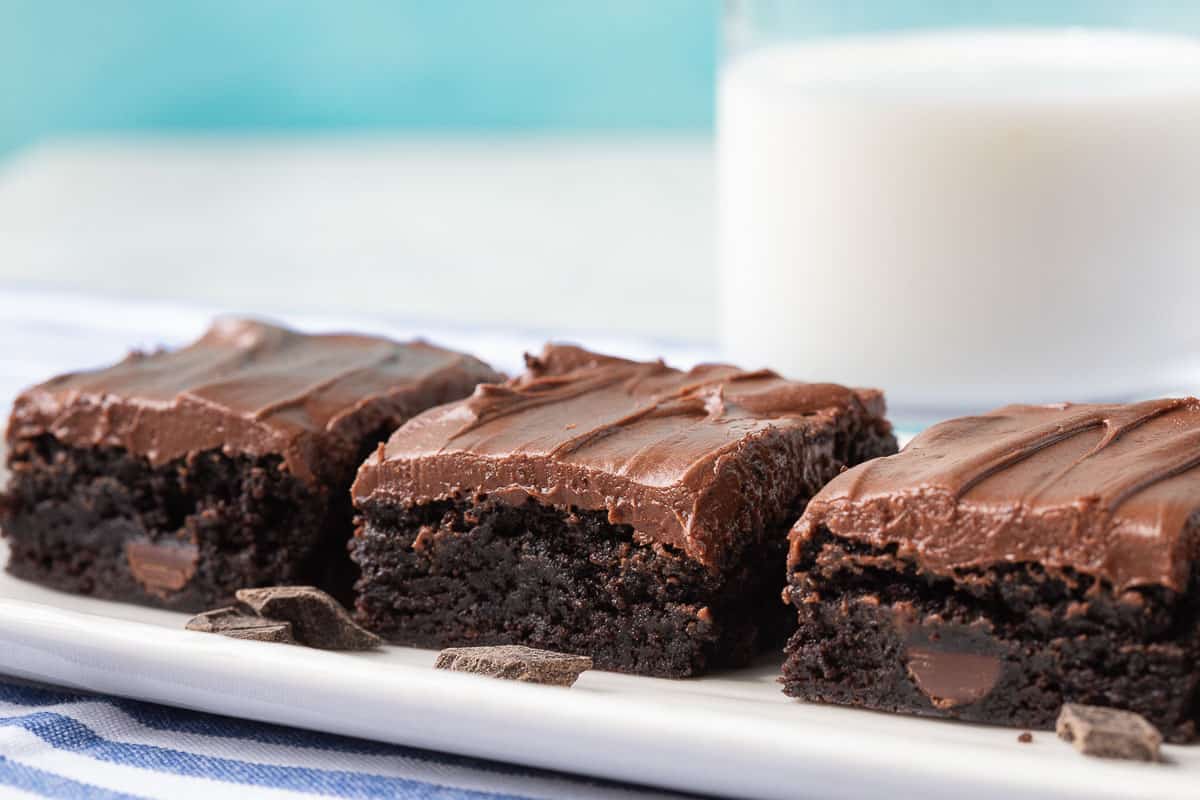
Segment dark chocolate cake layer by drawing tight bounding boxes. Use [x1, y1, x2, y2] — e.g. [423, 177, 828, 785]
[783, 399, 1200, 741]
[1, 319, 501, 609]
[352, 345, 896, 676]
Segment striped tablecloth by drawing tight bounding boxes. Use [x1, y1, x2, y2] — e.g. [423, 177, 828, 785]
[0, 288, 707, 800]
[0, 679, 693, 799]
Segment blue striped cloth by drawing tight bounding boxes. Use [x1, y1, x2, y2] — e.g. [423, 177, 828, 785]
[0, 678, 694, 799]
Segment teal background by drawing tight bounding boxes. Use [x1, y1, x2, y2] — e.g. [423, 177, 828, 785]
[3, 1, 1197, 156]
[0, 0, 717, 155]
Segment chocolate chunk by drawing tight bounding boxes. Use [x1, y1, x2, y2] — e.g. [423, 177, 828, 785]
[895, 612, 1004, 710]
[435, 645, 593, 686]
[185, 607, 294, 644]
[904, 648, 1002, 710]
[235, 586, 381, 650]
[125, 539, 199, 598]
[1018, 731, 1033, 744]
[1056, 704, 1163, 762]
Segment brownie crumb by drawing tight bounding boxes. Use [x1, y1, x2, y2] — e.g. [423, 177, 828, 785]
[1056, 704, 1163, 762]
[1018, 732, 1033, 744]
[185, 607, 295, 644]
[435, 645, 593, 687]
[235, 587, 381, 651]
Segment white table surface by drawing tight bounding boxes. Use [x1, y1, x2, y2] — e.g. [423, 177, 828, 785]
[0, 136, 715, 342]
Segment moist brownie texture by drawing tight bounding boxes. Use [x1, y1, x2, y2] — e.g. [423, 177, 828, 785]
[351, 344, 896, 677]
[1, 319, 500, 610]
[783, 399, 1200, 741]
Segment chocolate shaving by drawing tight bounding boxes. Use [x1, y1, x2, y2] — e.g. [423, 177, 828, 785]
[435, 645, 592, 686]
[1056, 704, 1163, 762]
[235, 586, 381, 650]
[185, 607, 294, 644]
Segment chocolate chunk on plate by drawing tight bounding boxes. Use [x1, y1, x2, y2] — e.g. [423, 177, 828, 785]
[1057, 704, 1163, 762]
[436, 645, 593, 687]
[186, 607, 295, 644]
[236, 586, 381, 651]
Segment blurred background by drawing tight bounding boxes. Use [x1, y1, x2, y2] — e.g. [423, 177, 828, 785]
[6, 0, 1199, 410]
[0, 0, 714, 150]
[0, 0, 719, 345]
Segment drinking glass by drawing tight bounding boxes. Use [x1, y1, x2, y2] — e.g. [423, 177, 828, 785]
[719, 1, 1200, 421]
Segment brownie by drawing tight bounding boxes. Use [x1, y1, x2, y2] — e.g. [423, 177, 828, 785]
[1, 319, 501, 610]
[350, 344, 896, 677]
[783, 399, 1200, 742]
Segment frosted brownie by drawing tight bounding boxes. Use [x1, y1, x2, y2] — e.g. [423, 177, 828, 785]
[784, 399, 1200, 741]
[1, 319, 501, 610]
[351, 345, 896, 677]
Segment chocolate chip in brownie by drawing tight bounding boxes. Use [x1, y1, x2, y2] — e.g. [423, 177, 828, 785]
[185, 607, 295, 644]
[236, 586, 381, 650]
[435, 645, 593, 686]
[125, 539, 199, 599]
[1056, 704, 1163, 762]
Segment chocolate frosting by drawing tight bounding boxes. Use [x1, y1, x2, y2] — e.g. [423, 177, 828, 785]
[353, 344, 888, 568]
[791, 399, 1200, 591]
[7, 319, 502, 484]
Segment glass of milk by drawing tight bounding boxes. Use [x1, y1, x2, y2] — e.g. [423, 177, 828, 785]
[718, 1, 1200, 421]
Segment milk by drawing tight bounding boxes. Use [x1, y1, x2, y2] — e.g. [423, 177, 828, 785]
[718, 30, 1200, 415]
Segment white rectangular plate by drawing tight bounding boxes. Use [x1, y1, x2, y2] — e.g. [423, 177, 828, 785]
[0, 543, 1193, 799]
